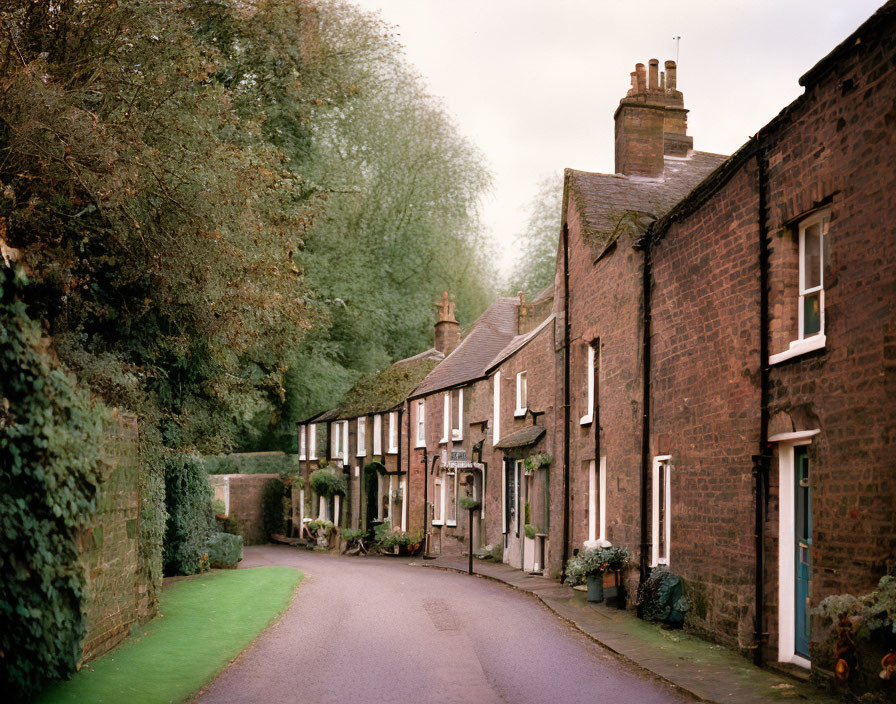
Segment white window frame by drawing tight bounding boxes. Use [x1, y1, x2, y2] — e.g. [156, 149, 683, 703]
[451, 388, 463, 441]
[441, 393, 450, 444]
[400, 477, 407, 532]
[298, 425, 306, 460]
[775, 430, 818, 669]
[308, 423, 317, 460]
[416, 400, 426, 447]
[387, 411, 398, 454]
[588, 457, 607, 542]
[770, 210, 829, 365]
[357, 417, 366, 457]
[446, 470, 458, 527]
[342, 420, 349, 465]
[433, 475, 444, 525]
[373, 414, 382, 455]
[492, 371, 501, 446]
[515, 371, 528, 417]
[331, 421, 341, 460]
[580, 345, 595, 425]
[651, 455, 672, 567]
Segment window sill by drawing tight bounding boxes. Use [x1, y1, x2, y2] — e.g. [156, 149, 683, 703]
[514, 408, 527, 418]
[447, 520, 457, 527]
[439, 437, 448, 445]
[415, 442, 426, 449]
[356, 451, 366, 457]
[579, 413, 593, 426]
[299, 455, 306, 461]
[386, 448, 398, 455]
[769, 335, 825, 365]
[451, 432, 463, 441]
[432, 520, 444, 526]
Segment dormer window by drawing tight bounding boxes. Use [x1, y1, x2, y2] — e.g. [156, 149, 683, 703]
[515, 371, 528, 417]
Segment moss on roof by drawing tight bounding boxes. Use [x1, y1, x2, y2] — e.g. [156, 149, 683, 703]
[336, 356, 441, 419]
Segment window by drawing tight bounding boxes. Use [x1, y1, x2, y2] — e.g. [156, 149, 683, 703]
[451, 388, 463, 440]
[441, 393, 450, 443]
[373, 414, 382, 455]
[342, 421, 349, 465]
[492, 371, 501, 446]
[580, 345, 595, 425]
[770, 210, 829, 365]
[416, 400, 425, 447]
[651, 456, 671, 566]
[588, 457, 607, 542]
[308, 423, 317, 460]
[331, 421, 340, 459]
[446, 471, 457, 526]
[387, 411, 398, 454]
[298, 425, 306, 460]
[433, 476, 443, 525]
[515, 371, 527, 417]
[357, 417, 366, 457]
[503, 459, 519, 536]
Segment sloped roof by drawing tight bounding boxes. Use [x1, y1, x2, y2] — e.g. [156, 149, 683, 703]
[486, 313, 555, 374]
[494, 424, 546, 449]
[309, 348, 444, 423]
[411, 297, 519, 397]
[566, 151, 728, 253]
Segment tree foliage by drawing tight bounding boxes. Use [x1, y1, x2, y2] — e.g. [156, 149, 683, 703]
[505, 174, 563, 298]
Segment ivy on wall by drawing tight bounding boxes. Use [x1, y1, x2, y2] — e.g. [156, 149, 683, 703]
[0, 265, 106, 696]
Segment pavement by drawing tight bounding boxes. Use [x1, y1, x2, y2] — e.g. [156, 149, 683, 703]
[420, 554, 843, 704]
[197, 546, 692, 703]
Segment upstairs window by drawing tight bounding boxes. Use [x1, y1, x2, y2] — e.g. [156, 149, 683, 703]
[580, 344, 595, 425]
[342, 421, 349, 464]
[387, 411, 398, 454]
[515, 371, 528, 417]
[331, 421, 341, 460]
[451, 388, 463, 441]
[416, 400, 425, 447]
[308, 423, 317, 460]
[357, 417, 366, 457]
[298, 425, 306, 460]
[373, 414, 382, 455]
[492, 372, 501, 446]
[441, 393, 450, 443]
[799, 212, 826, 341]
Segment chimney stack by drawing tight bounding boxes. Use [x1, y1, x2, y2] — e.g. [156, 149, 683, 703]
[434, 291, 460, 356]
[614, 58, 693, 178]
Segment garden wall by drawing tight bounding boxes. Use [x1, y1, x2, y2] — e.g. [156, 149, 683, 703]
[210, 474, 281, 544]
[79, 411, 153, 662]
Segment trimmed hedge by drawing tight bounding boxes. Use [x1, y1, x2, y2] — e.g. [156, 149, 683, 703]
[206, 532, 243, 568]
[200, 452, 297, 475]
[163, 454, 215, 576]
[0, 265, 106, 697]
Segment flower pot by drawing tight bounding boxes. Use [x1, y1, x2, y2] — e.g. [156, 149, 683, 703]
[587, 574, 604, 603]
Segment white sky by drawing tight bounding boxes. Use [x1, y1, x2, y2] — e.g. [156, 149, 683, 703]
[348, 0, 884, 278]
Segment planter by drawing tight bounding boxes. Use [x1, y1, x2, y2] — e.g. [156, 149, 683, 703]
[587, 574, 604, 603]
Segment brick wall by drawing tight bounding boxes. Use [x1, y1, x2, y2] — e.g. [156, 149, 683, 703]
[79, 412, 151, 663]
[210, 474, 281, 545]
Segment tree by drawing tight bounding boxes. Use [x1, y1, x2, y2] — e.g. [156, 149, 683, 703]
[505, 174, 563, 299]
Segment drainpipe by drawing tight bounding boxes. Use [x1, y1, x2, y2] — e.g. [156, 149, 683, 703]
[561, 222, 572, 580]
[636, 232, 652, 593]
[398, 407, 404, 531]
[753, 137, 771, 667]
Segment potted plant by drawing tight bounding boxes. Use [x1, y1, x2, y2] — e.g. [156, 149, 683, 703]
[565, 545, 631, 604]
[307, 519, 335, 549]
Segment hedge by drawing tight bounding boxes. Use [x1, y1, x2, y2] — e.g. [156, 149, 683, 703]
[163, 454, 215, 576]
[206, 532, 243, 568]
[0, 265, 106, 697]
[199, 452, 297, 476]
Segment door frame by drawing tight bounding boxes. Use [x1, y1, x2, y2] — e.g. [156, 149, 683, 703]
[776, 430, 818, 668]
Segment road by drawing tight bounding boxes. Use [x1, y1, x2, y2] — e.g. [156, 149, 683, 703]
[198, 546, 690, 704]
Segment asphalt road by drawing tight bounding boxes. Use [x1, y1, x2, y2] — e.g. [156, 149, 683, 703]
[197, 546, 690, 704]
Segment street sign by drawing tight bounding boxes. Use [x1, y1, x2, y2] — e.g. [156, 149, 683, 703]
[449, 449, 468, 463]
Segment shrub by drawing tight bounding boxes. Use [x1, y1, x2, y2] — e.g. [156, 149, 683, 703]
[458, 496, 481, 512]
[206, 532, 243, 568]
[163, 453, 216, 576]
[213, 499, 226, 516]
[262, 478, 289, 539]
[565, 545, 630, 586]
[216, 513, 245, 538]
[490, 543, 504, 562]
[307, 519, 335, 536]
[0, 265, 106, 697]
[341, 528, 367, 544]
[309, 464, 348, 497]
[637, 567, 689, 627]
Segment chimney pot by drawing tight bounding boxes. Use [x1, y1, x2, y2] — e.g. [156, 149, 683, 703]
[635, 63, 646, 93]
[434, 291, 460, 355]
[665, 60, 677, 90]
[648, 59, 659, 90]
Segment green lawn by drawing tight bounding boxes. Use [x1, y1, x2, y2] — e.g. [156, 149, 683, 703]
[38, 566, 303, 704]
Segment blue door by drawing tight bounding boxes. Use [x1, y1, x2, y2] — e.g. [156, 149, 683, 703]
[794, 446, 812, 658]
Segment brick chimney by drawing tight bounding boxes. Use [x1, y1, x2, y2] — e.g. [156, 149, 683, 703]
[434, 291, 460, 356]
[614, 59, 693, 178]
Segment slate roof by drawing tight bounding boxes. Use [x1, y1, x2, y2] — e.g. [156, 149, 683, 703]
[411, 297, 519, 398]
[486, 313, 555, 374]
[566, 151, 728, 253]
[494, 424, 546, 450]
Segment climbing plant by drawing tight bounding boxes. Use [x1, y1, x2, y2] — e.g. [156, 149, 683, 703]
[0, 265, 107, 696]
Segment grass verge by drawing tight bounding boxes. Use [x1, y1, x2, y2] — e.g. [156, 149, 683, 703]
[38, 566, 302, 704]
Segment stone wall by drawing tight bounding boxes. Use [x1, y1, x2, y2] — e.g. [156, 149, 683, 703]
[79, 411, 151, 663]
[210, 474, 281, 545]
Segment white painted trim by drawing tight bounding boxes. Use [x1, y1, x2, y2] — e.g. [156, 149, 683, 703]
[651, 456, 672, 567]
[493, 372, 501, 446]
[446, 471, 458, 527]
[318, 495, 326, 521]
[387, 475, 393, 523]
[769, 429, 820, 443]
[400, 478, 407, 532]
[299, 489, 304, 531]
[331, 421, 339, 459]
[501, 462, 507, 534]
[357, 417, 366, 457]
[308, 423, 317, 460]
[514, 460, 522, 537]
[387, 411, 398, 454]
[441, 392, 449, 444]
[432, 476, 444, 526]
[342, 420, 349, 465]
[588, 459, 597, 543]
[777, 435, 816, 667]
[769, 335, 826, 365]
[298, 425, 306, 460]
[373, 414, 382, 455]
[334, 495, 341, 527]
[581, 345, 595, 425]
[599, 456, 607, 542]
[452, 388, 464, 441]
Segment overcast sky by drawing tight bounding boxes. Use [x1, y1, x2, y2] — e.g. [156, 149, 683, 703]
[349, 0, 884, 278]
